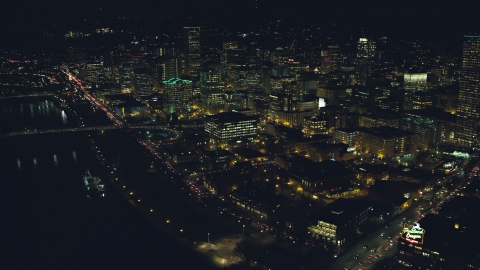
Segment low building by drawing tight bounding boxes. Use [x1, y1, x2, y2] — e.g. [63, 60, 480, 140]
[390, 166, 437, 192]
[306, 141, 354, 162]
[355, 126, 417, 158]
[232, 148, 268, 164]
[230, 186, 282, 218]
[288, 160, 358, 202]
[303, 115, 328, 137]
[353, 163, 391, 185]
[308, 198, 370, 246]
[333, 128, 356, 147]
[198, 149, 234, 170]
[368, 180, 420, 215]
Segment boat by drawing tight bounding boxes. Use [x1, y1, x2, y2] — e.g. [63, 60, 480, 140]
[83, 170, 106, 198]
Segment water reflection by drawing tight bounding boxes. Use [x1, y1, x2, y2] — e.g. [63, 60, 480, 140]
[61, 110, 68, 124]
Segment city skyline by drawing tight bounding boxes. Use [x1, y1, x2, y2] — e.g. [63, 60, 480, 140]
[2, 1, 480, 269]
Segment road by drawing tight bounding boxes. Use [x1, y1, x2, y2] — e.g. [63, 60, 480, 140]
[327, 204, 422, 270]
[1, 125, 181, 138]
[326, 155, 477, 270]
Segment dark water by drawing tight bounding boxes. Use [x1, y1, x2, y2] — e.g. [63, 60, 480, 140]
[1, 98, 212, 269]
[0, 97, 77, 133]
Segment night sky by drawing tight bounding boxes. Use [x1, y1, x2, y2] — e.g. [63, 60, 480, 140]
[0, 0, 479, 43]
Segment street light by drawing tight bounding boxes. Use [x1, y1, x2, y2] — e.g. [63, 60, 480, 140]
[208, 233, 210, 244]
[243, 225, 245, 236]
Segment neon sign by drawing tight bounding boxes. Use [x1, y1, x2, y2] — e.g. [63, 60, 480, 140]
[402, 222, 425, 244]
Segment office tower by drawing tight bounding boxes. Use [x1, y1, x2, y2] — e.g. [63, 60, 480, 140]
[134, 68, 153, 97]
[320, 45, 342, 74]
[163, 78, 193, 114]
[455, 35, 480, 147]
[183, 27, 201, 80]
[85, 62, 104, 87]
[357, 38, 376, 58]
[119, 65, 133, 94]
[356, 38, 376, 86]
[200, 68, 225, 104]
[221, 41, 239, 68]
[233, 67, 263, 91]
[160, 56, 181, 81]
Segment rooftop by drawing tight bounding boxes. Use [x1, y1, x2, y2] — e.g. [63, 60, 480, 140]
[310, 198, 370, 226]
[206, 112, 258, 123]
[357, 126, 416, 139]
[162, 78, 192, 85]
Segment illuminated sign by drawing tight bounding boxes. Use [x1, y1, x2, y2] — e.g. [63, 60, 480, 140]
[402, 222, 425, 244]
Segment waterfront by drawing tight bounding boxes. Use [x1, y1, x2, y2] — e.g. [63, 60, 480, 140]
[1, 98, 212, 269]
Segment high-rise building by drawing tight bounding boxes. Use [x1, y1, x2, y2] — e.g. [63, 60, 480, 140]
[200, 68, 225, 107]
[183, 27, 201, 80]
[162, 78, 193, 114]
[455, 35, 480, 147]
[86, 62, 104, 86]
[356, 38, 376, 59]
[320, 45, 342, 74]
[356, 38, 376, 86]
[134, 68, 153, 97]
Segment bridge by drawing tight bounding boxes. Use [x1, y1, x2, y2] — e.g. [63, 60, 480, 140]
[1, 125, 182, 140]
[0, 93, 55, 99]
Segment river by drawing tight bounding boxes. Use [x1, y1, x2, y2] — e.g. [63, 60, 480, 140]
[1, 97, 212, 269]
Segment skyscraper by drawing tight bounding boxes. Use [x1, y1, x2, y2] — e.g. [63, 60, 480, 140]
[183, 27, 201, 80]
[200, 68, 224, 102]
[356, 38, 376, 86]
[455, 35, 480, 147]
[163, 78, 193, 114]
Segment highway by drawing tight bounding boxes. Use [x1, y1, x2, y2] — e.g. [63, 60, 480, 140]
[65, 71, 124, 126]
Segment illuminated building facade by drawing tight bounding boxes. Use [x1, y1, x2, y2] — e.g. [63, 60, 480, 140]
[355, 126, 417, 158]
[309, 199, 369, 246]
[162, 78, 193, 113]
[233, 67, 263, 91]
[397, 214, 476, 269]
[205, 112, 258, 143]
[133, 68, 153, 97]
[404, 73, 428, 91]
[399, 117, 440, 150]
[160, 56, 181, 81]
[183, 27, 201, 80]
[411, 92, 433, 110]
[200, 68, 224, 105]
[119, 65, 133, 94]
[455, 35, 480, 147]
[275, 110, 316, 129]
[319, 45, 342, 74]
[333, 128, 356, 146]
[85, 62, 104, 87]
[303, 116, 328, 136]
[356, 38, 376, 86]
